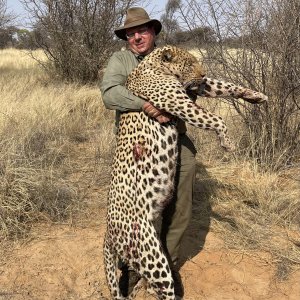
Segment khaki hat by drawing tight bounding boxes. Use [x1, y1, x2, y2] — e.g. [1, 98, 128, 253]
[114, 7, 162, 40]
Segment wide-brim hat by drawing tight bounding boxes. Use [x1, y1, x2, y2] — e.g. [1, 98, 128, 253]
[114, 7, 162, 41]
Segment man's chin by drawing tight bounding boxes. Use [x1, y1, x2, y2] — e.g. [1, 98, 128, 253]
[131, 44, 153, 56]
[135, 46, 147, 54]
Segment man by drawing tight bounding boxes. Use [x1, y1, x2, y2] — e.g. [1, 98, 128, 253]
[100, 7, 196, 298]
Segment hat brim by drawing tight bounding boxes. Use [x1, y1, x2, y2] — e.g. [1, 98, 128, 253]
[114, 19, 162, 40]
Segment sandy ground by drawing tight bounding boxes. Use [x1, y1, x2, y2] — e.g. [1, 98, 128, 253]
[1, 210, 299, 300]
[0, 142, 299, 300]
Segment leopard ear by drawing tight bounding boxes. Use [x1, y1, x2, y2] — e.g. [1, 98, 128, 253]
[161, 49, 174, 62]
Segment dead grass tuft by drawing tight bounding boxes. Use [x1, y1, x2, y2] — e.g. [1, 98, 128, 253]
[0, 49, 114, 239]
[206, 161, 300, 277]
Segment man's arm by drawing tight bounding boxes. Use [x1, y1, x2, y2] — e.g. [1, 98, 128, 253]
[100, 52, 145, 112]
[143, 102, 171, 124]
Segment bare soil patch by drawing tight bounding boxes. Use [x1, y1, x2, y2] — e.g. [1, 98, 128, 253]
[0, 141, 299, 300]
[1, 211, 299, 300]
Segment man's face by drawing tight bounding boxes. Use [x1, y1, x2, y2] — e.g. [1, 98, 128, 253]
[126, 25, 156, 56]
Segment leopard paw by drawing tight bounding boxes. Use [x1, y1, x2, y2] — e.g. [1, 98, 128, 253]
[242, 90, 268, 104]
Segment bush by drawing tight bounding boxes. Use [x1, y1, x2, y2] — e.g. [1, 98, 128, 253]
[23, 0, 138, 83]
[177, 0, 300, 170]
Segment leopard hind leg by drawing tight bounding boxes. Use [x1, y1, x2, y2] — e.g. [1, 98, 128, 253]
[127, 222, 175, 300]
[103, 232, 125, 300]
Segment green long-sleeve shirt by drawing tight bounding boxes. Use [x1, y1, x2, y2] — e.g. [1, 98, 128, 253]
[100, 50, 145, 127]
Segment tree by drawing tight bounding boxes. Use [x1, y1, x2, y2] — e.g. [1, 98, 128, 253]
[15, 28, 37, 49]
[0, 0, 16, 32]
[0, 0, 13, 28]
[176, 0, 300, 170]
[0, 26, 17, 48]
[22, 0, 140, 83]
[160, 0, 181, 44]
[173, 26, 216, 45]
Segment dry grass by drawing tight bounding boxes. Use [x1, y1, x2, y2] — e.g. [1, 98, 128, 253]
[1, 49, 299, 278]
[0, 48, 114, 239]
[205, 161, 300, 278]
[187, 96, 300, 277]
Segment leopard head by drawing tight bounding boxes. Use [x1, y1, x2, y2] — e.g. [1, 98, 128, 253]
[160, 46, 206, 90]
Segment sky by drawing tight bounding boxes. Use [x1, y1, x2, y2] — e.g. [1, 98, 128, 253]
[7, 0, 169, 28]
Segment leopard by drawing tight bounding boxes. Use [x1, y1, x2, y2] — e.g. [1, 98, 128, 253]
[103, 45, 268, 300]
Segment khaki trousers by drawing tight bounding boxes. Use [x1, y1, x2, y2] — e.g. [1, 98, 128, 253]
[160, 133, 196, 266]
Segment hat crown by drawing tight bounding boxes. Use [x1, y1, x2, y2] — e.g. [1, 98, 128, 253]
[124, 7, 151, 27]
[114, 7, 162, 40]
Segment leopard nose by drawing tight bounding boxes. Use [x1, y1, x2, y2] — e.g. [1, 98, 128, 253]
[197, 70, 206, 78]
[199, 72, 206, 78]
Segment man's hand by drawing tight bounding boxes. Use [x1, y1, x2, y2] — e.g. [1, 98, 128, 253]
[142, 102, 172, 124]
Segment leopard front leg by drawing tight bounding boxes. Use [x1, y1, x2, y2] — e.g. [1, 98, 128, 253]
[187, 103, 236, 152]
[199, 77, 268, 104]
[150, 96, 235, 152]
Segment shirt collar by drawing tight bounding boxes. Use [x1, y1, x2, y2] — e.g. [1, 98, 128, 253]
[135, 54, 145, 62]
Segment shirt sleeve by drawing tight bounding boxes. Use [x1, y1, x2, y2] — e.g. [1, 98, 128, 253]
[100, 52, 145, 112]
